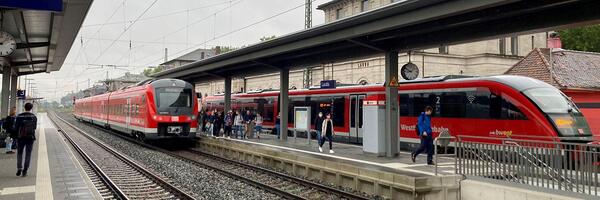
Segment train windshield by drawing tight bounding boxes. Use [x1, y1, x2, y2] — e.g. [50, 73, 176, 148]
[156, 87, 192, 108]
[524, 87, 591, 137]
[524, 88, 579, 113]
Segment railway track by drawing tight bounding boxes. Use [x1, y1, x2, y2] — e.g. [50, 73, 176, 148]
[49, 112, 196, 200]
[53, 111, 372, 200]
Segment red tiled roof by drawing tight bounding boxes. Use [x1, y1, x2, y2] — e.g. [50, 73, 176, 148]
[505, 48, 600, 90]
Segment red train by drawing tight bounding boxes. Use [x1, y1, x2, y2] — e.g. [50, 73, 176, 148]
[73, 79, 199, 140]
[203, 75, 594, 146]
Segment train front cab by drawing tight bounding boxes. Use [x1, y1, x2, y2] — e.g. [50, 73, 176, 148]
[145, 79, 198, 140]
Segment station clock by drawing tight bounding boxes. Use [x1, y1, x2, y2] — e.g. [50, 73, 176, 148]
[400, 62, 419, 80]
[0, 31, 17, 57]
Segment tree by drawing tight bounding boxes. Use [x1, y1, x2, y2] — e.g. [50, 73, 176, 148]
[558, 25, 600, 53]
[143, 67, 164, 76]
[260, 35, 277, 42]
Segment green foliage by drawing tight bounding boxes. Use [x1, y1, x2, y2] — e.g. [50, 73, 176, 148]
[260, 35, 277, 42]
[143, 67, 164, 76]
[218, 46, 238, 53]
[558, 25, 600, 53]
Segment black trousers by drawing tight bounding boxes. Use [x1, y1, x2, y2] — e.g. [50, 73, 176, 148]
[224, 126, 232, 137]
[17, 139, 34, 170]
[413, 136, 434, 163]
[319, 134, 333, 149]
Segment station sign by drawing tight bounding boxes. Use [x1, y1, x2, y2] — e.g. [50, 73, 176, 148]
[320, 80, 336, 89]
[16, 90, 25, 99]
[0, 0, 63, 12]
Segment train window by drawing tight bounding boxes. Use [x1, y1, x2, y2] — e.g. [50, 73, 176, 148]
[465, 91, 491, 119]
[490, 93, 527, 120]
[350, 96, 356, 127]
[332, 96, 345, 127]
[358, 96, 364, 128]
[399, 94, 411, 116]
[440, 92, 466, 118]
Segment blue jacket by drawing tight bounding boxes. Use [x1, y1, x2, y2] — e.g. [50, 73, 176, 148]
[417, 112, 432, 137]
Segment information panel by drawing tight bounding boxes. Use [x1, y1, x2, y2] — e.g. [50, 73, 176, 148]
[294, 106, 311, 131]
[0, 0, 63, 12]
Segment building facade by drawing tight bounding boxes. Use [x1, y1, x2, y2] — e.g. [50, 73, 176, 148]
[194, 0, 549, 96]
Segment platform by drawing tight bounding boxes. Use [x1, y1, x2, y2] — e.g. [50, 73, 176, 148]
[0, 113, 100, 200]
[196, 132, 462, 200]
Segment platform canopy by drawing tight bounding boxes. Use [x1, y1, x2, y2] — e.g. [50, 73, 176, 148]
[154, 0, 600, 82]
[0, 0, 93, 75]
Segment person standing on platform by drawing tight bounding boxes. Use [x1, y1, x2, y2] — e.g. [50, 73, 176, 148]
[254, 113, 263, 139]
[200, 109, 207, 133]
[3, 107, 17, 154]
[212, 111, 223, 137]
[275, 114, 281, 139]
[319, 113, 335, 153]
[243, 110, 254, 139]
[313, 112, 324, 150]
[224, 110, 234, 138]
[15, 103, 37, 177]
[412, 106, 435, 165]
[234, 111, 244, 139]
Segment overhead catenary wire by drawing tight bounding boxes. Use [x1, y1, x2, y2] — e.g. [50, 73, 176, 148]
[90, 0, 160, 64]
[139, 0, 317, 68]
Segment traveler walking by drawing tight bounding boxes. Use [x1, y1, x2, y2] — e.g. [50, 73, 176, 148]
[411, 106, 435, 165]
[234, 111, 244, 139]
[15, 103, 37, 177]
[254, 113, 263, 139]
[3, 107, 16, 154]
[319, 113, 335, 153]
[224, 111, 233, 138]
[313, 112, 324, 148]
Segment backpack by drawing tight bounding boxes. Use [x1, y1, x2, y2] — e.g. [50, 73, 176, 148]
[18, 117, 36, 140]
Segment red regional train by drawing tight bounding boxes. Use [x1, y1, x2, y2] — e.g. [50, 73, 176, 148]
[73, 79, 199, 140]
[203, 75, 594, 147]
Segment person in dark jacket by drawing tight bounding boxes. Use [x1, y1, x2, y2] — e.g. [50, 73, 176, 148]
[224, 110, 234, 138]
[3, 107, 17, 154]
[275, 114, 281, 139]
[212, 112, 223, 137]
[411, 106, 434, 165]
[313, 112, 324, 148]
[15, 103, 37, 177]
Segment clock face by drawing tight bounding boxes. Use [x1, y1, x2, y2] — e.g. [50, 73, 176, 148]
[0, 31, 17, 57]
[401, 62, 419, 80]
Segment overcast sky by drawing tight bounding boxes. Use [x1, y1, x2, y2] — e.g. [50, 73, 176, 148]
[29, 0, 329, 102]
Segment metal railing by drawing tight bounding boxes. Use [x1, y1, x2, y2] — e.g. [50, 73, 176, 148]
[455, 135, 600, 196]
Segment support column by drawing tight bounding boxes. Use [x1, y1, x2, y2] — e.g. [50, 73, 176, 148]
[384, 51, 399, 157]
[224, 76, 232, 113]
[1, 65, 11, 117]
[279, 68, 289, 141]
[10, 74, 18, 110]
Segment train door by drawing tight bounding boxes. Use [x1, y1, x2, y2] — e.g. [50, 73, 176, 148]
[349, 94, 365, 144]
[126, 98, 131, 130]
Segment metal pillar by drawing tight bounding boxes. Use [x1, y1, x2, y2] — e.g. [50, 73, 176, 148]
[279, 68, 289, 140]
[384, 51, 399, 157]
[10, 74, 18, 110]
[224, 76, 232, 113]
[1, 65, 11, 117]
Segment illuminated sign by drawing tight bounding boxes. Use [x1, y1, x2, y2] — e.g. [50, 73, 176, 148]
[320, 80, 336, 89]
[0, 0, 63, 12]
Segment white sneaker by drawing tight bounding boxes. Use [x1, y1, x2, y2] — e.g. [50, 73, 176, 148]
[318, 147, 323, 152]
[329, 150, 335, 154]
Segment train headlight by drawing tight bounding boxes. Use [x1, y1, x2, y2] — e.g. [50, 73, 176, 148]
[554, 118, 573, 127]
[153, 115, 158, 120]
[191, 115, 196, 120]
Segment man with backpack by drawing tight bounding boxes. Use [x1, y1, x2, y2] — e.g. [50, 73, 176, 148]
[15, 103, 37, 177]
[411, 106, 435, 165]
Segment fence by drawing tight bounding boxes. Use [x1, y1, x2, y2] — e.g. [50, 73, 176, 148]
[455, 135, 600, 196]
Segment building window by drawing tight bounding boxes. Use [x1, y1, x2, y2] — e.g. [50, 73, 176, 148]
[499, 38, 506, 55]
[510, 36, 519, 56]
[201, 52, 205, 59]
[439, 45, 448, 54]
[361, 0, 369, 12]
[336, 8, 344, 19]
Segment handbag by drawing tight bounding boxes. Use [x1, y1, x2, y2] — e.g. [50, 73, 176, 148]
[0, 129, 7, 141]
